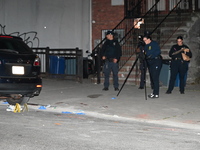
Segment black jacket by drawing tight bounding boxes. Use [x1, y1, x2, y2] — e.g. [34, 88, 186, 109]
[169, 44, 192, 60]
[101, 39, 122, 61]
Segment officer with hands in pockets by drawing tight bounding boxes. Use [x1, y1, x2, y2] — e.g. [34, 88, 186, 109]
[101, 31, 122, 91]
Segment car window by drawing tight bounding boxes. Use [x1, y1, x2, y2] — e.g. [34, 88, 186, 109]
[0, 38, 33, 54]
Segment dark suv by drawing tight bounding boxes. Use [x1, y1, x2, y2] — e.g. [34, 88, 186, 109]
[0, 35, 42, 105]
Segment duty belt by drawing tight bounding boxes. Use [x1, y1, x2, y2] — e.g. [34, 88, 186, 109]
[173, 58, 182, 60]
[106, 58, 114, 62]
[154, 56, 161, 59]
[147, 56, 161, 60]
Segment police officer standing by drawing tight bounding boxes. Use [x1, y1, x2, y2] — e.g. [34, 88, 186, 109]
[166, 36, 192, 94]
[101, 31, 122, 91]
[143, 35, 162, 98]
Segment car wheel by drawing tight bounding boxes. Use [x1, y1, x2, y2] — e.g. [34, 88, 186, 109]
[6, 97, 30, 105]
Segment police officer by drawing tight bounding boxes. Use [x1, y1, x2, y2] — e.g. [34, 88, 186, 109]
[101, 31, 122, 91]
[166, 36, 192, 94]
[143, 35, 162, 98]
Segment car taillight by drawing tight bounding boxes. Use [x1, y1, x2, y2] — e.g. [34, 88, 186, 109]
[33, 57, 40, 66]
[0, 35, 13, 38]
[36, 84, 42, 88]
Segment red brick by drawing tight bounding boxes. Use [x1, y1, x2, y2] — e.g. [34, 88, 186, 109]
[92, 0, 124, 49]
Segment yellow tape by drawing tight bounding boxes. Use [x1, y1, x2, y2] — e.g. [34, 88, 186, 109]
[22, 103, 29, 112]
[14, 103, 21, 113]
[13, 103, 28, 113]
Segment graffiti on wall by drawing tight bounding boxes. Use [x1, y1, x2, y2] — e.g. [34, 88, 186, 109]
[0, 24, 40, 48]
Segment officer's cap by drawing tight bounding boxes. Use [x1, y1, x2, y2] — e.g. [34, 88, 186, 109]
[106, 31, 114, 35]
[177, 36, 183, 40]
[144, 30, 152, 36]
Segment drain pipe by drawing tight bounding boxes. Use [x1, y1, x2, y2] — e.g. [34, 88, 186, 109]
[89, 0, 92, 52]
[192, 0, 195, 12]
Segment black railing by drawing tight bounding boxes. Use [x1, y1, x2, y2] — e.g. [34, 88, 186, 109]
[92, 0, 199, 83]
[136, 0, 191, 58]
[92, 0, 145, 83]
[195, 0, 200, 11]
[116, 0, 193, 63]
[124, 0, 143, 18]
[32, 47, 83, 83]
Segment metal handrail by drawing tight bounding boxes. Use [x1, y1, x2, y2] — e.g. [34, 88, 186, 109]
[151, 0, 183, 34]
[117, 0, 161, 69]
[93, 0, 192, 83]
[91, 0, 144, 53]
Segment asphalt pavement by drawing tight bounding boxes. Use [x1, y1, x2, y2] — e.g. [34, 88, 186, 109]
[2, 77, 200, 130]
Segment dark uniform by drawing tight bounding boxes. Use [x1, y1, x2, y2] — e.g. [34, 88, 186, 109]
[144, 40, 162, 98]
[101, 38, 122, 90]
[166, 44, 192, 94]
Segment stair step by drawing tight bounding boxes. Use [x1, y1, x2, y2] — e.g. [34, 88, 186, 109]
[91, 12, 195, 86]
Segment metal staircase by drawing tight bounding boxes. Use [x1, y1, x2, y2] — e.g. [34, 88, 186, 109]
[91, 0, 198, 85]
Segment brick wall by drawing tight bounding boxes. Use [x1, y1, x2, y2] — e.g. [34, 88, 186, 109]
[92, 0, 124, 49]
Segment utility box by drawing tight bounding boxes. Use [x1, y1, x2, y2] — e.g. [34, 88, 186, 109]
[49, 56, 65, 74]
[65, 58, 76, 75]
[175, 73, 187, 87]
[159, 59, 187, 87]
[159, 59, 171, 86]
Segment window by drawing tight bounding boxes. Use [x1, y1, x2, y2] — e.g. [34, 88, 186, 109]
[0, 38, 33, 54]
[169, 0, 189, 10]
[148, 0, 166, 11]
[111, 0, 124, 6]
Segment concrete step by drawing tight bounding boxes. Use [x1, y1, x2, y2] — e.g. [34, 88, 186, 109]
[91, 13, 195, 86]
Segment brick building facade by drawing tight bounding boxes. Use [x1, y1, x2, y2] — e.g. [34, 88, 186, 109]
[92, 0, 124, 48]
